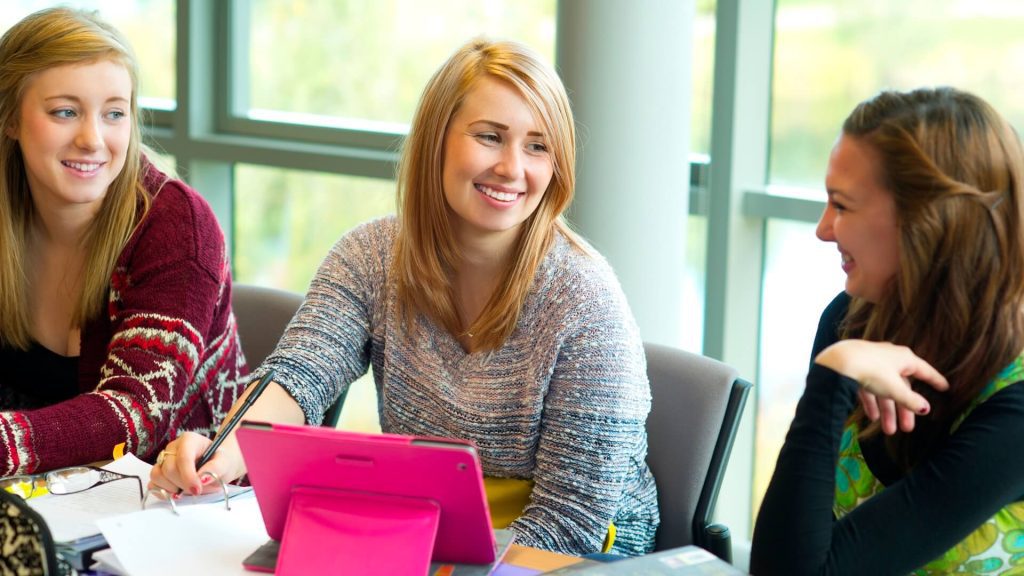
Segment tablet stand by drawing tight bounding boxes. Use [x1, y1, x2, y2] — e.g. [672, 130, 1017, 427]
[275, 486, 441, 576]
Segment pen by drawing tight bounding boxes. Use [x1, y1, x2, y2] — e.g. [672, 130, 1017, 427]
[196, 369, 276, 470]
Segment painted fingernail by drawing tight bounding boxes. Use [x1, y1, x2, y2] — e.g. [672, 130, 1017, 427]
[191, 486, 201, 496]
[919, 404, 930, 415]
[201, 475, 212, 485]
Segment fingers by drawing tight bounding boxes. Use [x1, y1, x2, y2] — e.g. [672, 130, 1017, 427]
[148, 432, 211, 496]
[858, 388, 880, 422]
[900, 354, 949, 393]
[859, 389, 917, 435]
[897, 406, 916, 434]
[878, 397, 898, 436]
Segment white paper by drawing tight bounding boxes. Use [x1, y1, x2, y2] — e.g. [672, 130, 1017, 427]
[25, 454, 251, 542]
[97, 494, 268, 576]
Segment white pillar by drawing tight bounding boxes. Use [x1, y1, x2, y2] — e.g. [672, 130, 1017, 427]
[557, 0, 693, 347]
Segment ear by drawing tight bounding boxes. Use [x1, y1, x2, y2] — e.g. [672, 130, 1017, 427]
[4, 119, 17, 140]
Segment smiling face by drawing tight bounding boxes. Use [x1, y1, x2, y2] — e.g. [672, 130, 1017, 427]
[10, 59, 132, 218]
[441, 77, 554, 248]
[816, 134, 901, 303]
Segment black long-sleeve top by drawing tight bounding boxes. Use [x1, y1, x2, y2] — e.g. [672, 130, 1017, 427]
[750, 292, 1024, 575]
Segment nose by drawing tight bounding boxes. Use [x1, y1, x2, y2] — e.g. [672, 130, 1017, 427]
[494, 146, 524, 180]
[75, 115, 102, 151]
[815, 204, 835, 242]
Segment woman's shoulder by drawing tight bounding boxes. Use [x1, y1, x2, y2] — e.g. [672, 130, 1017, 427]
[330, 215, 398, 258]
[544, 230, 618, 291]
[534, 230, 632, 319]
[123, 160, 225, 267]
[810, 291, 851, 362]
[140, 161, 220, 233]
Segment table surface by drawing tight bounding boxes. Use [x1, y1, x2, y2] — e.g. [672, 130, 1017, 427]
[503, 544, 582, 572]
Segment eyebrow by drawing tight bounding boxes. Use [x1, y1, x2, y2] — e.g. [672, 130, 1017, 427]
[825, 188, 853, 203]
[44, 95, 130, 105]
[469, 119, 545, 138]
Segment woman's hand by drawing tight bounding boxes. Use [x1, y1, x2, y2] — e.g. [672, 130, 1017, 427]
[148, 431, 246, 496]
[815, 340, 949, 434]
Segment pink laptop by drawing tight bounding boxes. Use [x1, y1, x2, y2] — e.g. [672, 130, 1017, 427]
[236, 421, 497, 575]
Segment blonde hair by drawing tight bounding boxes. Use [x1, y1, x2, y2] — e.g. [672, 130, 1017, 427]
[841, 87, 1024, 468]
[392, 38, 582, 352]
[0, 7, 150, 349]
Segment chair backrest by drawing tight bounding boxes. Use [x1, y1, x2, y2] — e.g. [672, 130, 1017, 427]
[231, 283, 347, 427]
[644, 341, 752, 553]
[231, 283, 304, 369]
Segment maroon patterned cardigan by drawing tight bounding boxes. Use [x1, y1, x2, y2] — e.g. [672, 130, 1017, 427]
[0, 162, 248, 475]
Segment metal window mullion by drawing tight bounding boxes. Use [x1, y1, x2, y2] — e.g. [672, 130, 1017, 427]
[703, 0, 777, 543]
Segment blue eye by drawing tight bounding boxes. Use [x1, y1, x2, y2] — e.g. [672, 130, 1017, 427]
[475, 133, 500, 144]
[51, 109, 76, 119]
[527, 142, 548, 154]
[106, 110, 127, 121]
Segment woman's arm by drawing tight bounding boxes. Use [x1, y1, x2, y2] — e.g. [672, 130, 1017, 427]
[151, 219, 390, 494]
[508, 267, 655, 556]
[0, 185, 240, 475]
[752, 352, 1024, 575]
[149, 381, 304, 495]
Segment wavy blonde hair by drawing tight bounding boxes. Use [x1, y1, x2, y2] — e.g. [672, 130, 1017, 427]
[0, 7, 150, 349]
[840, 87, 1024, 469]
[392, 38, 582, 352]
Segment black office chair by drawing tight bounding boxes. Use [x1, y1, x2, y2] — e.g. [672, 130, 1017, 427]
[643, 342, 752, 562]
[231, 283, 304, 370]
[231, 283, 348, 427]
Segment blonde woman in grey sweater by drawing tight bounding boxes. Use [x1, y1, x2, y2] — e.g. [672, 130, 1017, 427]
[152, 38, 658, 557]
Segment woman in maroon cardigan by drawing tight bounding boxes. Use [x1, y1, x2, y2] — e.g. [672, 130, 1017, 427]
[0, 7, 246, 476]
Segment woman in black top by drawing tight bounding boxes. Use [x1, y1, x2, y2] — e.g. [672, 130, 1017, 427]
[751, 88, 1024, 575]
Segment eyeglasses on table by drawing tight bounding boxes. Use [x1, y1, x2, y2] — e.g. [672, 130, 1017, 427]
[0, 466, 143, 505]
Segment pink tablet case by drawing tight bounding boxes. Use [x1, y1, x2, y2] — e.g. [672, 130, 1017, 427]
[236, 422, 497, 575]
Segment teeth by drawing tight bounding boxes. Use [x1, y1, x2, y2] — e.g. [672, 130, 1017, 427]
[477, 184, 518, 202]
[64, 161, 100, 172]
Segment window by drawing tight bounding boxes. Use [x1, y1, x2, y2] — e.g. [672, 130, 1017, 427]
[769, 0, 1024, 188]
[2, 1, 176, 110]
[233, 165, 395, 292]
[755, 219, 845, 512]
[243, 0, 556, 130]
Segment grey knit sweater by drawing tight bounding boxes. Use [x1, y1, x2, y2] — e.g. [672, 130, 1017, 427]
[255, 217, 658, 556]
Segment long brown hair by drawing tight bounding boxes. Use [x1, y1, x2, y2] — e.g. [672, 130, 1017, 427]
[0, 7, 150, 349]
[392, 38, 582, 352]
[841, 87, 1024, 469]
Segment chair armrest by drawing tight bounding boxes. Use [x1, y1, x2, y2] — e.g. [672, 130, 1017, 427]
[705, 523, 733, 564]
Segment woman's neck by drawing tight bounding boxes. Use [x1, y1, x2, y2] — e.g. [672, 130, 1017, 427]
[32, 200, 96, 249]
[452, 229, 517, 337]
